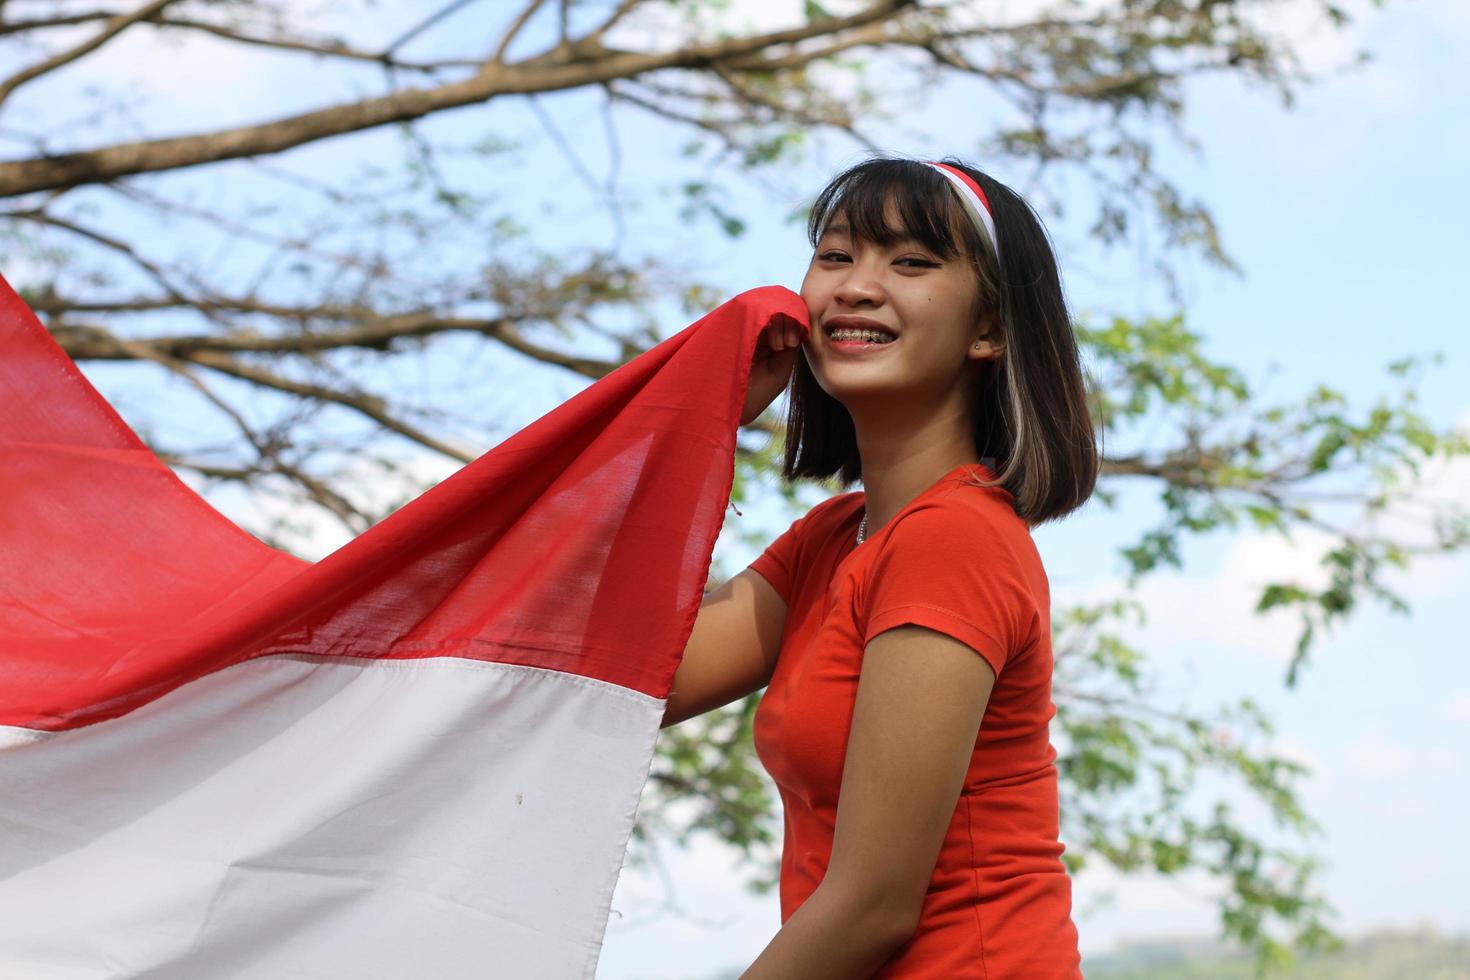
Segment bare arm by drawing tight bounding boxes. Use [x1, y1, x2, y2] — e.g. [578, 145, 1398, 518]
[741, 623, 997, 978]
[661, 568, 787, 729]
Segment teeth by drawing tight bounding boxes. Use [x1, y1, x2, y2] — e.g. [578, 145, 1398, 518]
[830, 328, 895, 344]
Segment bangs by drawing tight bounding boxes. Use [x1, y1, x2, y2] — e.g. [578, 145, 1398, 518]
[807, 158, 983, 261]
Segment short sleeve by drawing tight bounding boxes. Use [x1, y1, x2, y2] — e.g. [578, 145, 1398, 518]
[745, 512, 809, 604]
[861, 502, 1037, 677]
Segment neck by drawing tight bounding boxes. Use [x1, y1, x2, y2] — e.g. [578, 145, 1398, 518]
[853, 419, 978, 540]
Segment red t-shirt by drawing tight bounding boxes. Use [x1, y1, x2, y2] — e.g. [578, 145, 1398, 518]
[747, 462, 1082, 978]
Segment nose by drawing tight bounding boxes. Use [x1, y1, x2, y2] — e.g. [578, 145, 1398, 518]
[832, 257, 885, 308]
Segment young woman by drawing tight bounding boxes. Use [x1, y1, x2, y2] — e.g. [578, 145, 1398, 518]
[662, 156, 1098, 978]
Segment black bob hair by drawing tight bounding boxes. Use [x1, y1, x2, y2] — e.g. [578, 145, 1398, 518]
[780, 156, 1100, 527]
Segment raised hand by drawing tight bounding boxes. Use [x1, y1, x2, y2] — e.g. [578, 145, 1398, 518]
[741, 314, 806, 427]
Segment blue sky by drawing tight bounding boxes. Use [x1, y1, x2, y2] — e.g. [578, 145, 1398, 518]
[3, 1, 1467, 976]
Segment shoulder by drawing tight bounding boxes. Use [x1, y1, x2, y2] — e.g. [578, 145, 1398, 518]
[862, 484, 1046, 661]
[814, 489, 865, 521]
[890, 480, 1033, 557]
[754, 490, 862, 570]
[788, 489, 864, 539]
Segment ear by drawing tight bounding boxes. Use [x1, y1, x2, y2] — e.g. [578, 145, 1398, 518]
[968, 339, 1004, 363]
[969, 314, 1004, 363]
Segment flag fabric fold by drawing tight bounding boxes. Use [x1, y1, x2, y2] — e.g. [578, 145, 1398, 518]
[0, 275, 808, 979]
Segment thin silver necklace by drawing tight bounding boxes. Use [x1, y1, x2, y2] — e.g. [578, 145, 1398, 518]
[856, 512, 868, 546]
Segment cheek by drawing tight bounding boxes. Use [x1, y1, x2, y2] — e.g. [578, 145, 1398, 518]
[798, 272, 824, 316]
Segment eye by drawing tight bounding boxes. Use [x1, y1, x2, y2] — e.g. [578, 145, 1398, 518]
[817, 250, 851, 262]
[896, 256, 940, 268]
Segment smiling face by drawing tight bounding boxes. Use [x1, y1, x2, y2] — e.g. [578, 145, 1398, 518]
[800, 199, 1001, 410]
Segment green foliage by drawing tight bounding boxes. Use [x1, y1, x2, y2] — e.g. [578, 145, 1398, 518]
[1049, 599, 1335, 973]
[680, 182, 747, 239]
[1078, 314, 1470, 684]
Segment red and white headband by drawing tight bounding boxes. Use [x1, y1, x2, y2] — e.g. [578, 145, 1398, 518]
[922, 161, 1000, 264]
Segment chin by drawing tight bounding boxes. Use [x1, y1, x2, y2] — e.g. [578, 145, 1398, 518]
[811, 371, 901, 407]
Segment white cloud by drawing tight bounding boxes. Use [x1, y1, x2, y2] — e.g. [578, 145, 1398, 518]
[1177, 0, 1459, 181]
[1421, 0, 1470, 41]
[1239, 0, 1373, 76]
[1370, 790, 1434, 822]
[604, 0, 804, 50]
[1446, 691, 1470, 725]
[1344, 724, 1460, 781]
[1054, 404, 1470, 665]
[1053, 522, 1341, 665]
[1070, 864, 1224, 956]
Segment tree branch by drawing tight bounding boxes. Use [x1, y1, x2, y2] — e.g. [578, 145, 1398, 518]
[46, 305, 626, 378]
[147, 17, 474, 72]
[587, 0, 644, 45]
[0, 0, 912, 197]
[74, 322, 375, 529]
[385, 0, 485, 56]
[493, 0, 550, 63]
[0, 10, 117, 38]
[0, 0, 185, 108]
[173, 345, 478, 463]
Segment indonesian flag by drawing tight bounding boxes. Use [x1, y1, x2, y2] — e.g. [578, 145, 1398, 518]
[0, 274, 807, 978]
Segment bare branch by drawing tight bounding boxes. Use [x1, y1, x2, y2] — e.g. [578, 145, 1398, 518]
[71, 320, 374, 529]
[65, 315, 479, 462]
[385, 0, 484, 57]
[103, 181, 380, 274]
[255, 457, 376, 531]
[711, 64, 881, 153]
[525, 94, 602, 199]
[587, 0, 644, 43]
[606, 82, 745, 155]
[10, 207, 211, 314]
[164, 448, 376, 534]
[52, 307, 623, 375]
[0, 10, 117, 38]
[193, 352, 476, 460]
[493, 0, 550, 63]
[0, 0, 913, 197]
[148, 17, 475, 72]
[724, 19, 896, 72]
[599, 84, 627, 250]
[0, 0, 186, 108]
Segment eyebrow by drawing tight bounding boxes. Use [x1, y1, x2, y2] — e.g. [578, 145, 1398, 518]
[817, 222, 931, 252]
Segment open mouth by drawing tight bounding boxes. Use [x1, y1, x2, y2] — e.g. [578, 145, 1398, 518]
[824, 320, 899, 347]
